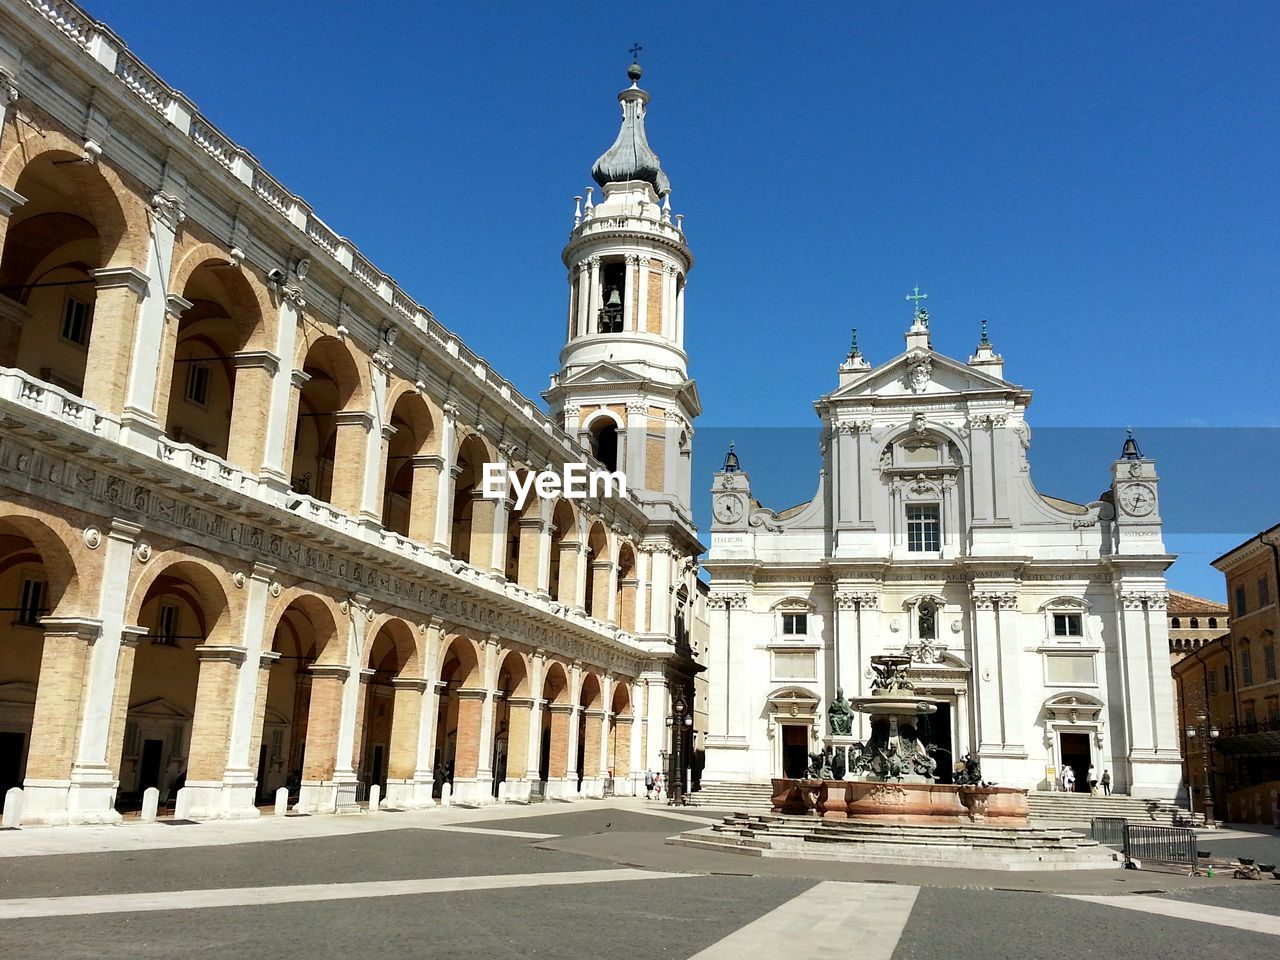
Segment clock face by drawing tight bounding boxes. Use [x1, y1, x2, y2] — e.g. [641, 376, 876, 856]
[714, 494, 743, 524]
[1120, 482, 1156, 517]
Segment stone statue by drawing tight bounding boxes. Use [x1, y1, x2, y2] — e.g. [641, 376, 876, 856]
[870, 656, 915, 694]
[805, 749, 834, 781]
[918, 602, 936, 640]
[828, 687, 853, 736]
[954, 752, 985, 786]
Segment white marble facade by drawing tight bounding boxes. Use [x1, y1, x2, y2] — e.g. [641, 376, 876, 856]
[702, 311, 1183, 799]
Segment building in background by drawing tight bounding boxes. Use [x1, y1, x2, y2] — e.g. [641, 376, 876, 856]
[1168, 591, 1230, 664]
[0, 2, 705, 824]
[1174, 524, 1280, 824]
[703, 310, 1183, 799]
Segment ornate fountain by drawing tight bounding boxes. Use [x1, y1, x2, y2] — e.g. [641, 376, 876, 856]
[772, 655, 1029, 823]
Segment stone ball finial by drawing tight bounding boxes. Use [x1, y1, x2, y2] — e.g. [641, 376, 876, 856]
[627, 61, 643, 83]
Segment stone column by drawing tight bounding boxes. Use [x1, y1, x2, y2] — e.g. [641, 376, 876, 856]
[556, 540, 581, 610]
[84, 267, 148, 415]
[526, 652, 547, 784]
[675, 275, 686, 345]
[624, 402, 648, 494]
[487, 484, 512, 578]
[452, 689, 487, 786]
[574, 261, 591, 338]
[634, 549, 651, 634]
[467, 488, 497, 573]
[631, 681, 648, 792]
[586, 256, 601, 334]
[385, 677, 427, 804]
[546, 703, 573, 795]
[296, 663, 349, 815]
[347, 668, 375, 787]
[358, 359, 392, 524]
[215, 563, 275, 818]
[661, 264, 677, 339]
[407, 454, 444, 545]
[504, 696, 534, 798]
[186, 644, 248, 814]
[581, 709, 604, 790]
[149, 293, 192, 434]
[277, 370, 309, 491]
[643, 673, 669, 773]
[260, 295, 302, 493]
[20, 617, 100, 822]
[119, 201, 183, 445]
[225, 351, 280, 473]
[431, 404, 459, 554]
[517, 517, 544, 591]
[622, 254, 637, 331]
[405, 619, 443, 808]
[24, 520, 145, 824]
[590, 558, 611, 621]
[330, 410, 373, 515]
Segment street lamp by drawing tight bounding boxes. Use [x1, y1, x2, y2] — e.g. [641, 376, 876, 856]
[667, 694, 694, 806]
[1184, 707, 1220, 826]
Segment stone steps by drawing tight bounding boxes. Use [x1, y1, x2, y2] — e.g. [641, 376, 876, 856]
[690, 782, 774, 809]
[1026, 792, 1201, 826]
[673, 812, 1119, 871]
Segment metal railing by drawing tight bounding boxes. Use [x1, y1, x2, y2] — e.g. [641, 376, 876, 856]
[1122, 823, 1200, 874]
[1090, 816, 1128, 848]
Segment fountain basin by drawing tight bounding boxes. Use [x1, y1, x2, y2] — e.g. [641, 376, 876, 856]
[771, 778, 1029, 825]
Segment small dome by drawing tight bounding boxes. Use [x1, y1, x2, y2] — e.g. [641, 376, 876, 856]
[591, 69, 671, 196]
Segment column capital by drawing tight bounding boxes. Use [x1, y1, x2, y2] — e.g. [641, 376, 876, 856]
[309, 663, 351, 681]
[39, 616, 102, 642]
[455, 687, 488, 701]
[258, 650, 282, 670]
[391, 676, 430, 692]
[90, 265, 149, 298]
[194, 644, 248, 665]
[232, 349, 281, 374]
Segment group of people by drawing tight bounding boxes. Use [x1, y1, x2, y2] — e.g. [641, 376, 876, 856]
[1059, 764, 1112, 795]
[642, 770, 664, 800]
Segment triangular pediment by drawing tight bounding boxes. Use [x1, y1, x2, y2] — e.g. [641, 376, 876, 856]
[127, 696, 193, 720]
[826, 350, 1018, 402]
[559, 360, 647, 388]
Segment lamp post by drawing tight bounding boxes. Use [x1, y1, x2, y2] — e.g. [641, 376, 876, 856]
[1184, 707, 1220, 826]
[667, 693, 694, 806]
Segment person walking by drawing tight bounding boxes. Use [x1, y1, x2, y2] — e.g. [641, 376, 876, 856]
[643, 769, 655, 800]
[654, 771, 664, 801]
[1101, 769, 1112, 796]
[1087, 764, 1099, 795]
[1064, 765, 1076, 793]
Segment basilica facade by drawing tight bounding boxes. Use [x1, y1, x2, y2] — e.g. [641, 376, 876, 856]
[703, 311, 1183, 799]
[0, 1, 703, 824]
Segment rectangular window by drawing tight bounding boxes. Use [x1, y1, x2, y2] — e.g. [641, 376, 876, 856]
[906, 504, 941, 552]
[781, 613, 808, 637]
[1207, 669, 1218, 696]
[1265, 643, 1277, 681]
[1260, 576, 1272, 607]
[1236, 585, 1248, 616]
[59, 297, 92, 347]
[1053, 612, 1083, 637]
[1242, 649, 1254, 686]
[1244, 701, 1257, 728]
[154, 603, 180, 646]
[1268, 698, 1279, 725]
[17, 578, 45, 626]
[185, 363, 211, 406]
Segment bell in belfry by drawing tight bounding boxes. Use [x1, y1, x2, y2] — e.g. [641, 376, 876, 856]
[598, 284, 624, 333]
[606, 287, 622, 308]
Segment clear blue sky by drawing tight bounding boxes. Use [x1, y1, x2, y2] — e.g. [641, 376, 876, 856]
[88, 1, 1279, 598]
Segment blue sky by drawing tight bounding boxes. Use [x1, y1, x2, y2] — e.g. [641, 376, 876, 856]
[88, 1, 1279, 598]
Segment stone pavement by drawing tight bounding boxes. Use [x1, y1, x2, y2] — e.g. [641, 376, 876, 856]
[1, 800, 1279, 959]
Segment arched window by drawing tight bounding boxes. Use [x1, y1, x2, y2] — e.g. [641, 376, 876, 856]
[1208, 617, 1218, 629]
[590, 420, 619, 473]
[1190, 618, 1200, 628]
[1171, 617, 1181, 628]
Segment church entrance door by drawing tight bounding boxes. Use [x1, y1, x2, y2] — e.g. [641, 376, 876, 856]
[923, 701, 954, 784]
[781, 725, 808, 778]
[1059, 731, 1092, 792]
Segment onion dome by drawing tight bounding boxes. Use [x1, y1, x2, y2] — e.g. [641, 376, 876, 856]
[591, 62, 671, 196]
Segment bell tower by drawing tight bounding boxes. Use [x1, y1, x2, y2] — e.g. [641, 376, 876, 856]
[544, 59, 699, 512]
